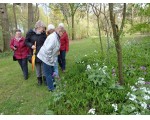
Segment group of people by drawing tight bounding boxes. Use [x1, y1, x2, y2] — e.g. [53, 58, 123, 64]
[10, 20, 69, 91]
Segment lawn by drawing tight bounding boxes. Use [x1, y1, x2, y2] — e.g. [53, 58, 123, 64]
[0, 35, 150, 115]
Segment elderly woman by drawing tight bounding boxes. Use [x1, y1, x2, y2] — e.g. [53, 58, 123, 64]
[10, 29, 29, 80]
[47, 24, 60, 80]
[58, 23, 69, 73]
[37, 27, 63, 91]
[25, 20, 47, 85]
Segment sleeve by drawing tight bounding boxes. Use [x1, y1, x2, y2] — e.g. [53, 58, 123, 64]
[25, 31, 33, 48]
[65, 32, 69, 52]
[10, 38, 15, 50]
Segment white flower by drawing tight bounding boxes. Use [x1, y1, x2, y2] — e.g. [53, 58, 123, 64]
[88, 108, 95, 114]
[87, 65, 91, 70]
[85, 55, 87, 57]
[82, 61, 84, 64]
[140, 102, 147, 109]
[96, 63, 98, 66]
[130, 86, 137, 91]
[127, 92, 130, 96]
[137, 81, 145, 85]
[143, 95, 150, 100]
[129, 94, 136, 101]
[112, 104, 118, 111]
[138, 77, 144, 81]
[147, 89, 150, 94]
[140, 87, 147, 92]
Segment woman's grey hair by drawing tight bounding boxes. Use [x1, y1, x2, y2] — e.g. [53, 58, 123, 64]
[35, 20, 46, 29]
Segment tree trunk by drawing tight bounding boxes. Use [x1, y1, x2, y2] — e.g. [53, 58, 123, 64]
[87, 4, 89, 37]
[72, 14, 75, 40]
[13, 3, 17, 29]
[0, 3, 10, 51]
[115, 36, 123, 85]
[109, 3, 126, 85]
[28, 3, 34, 30]
[103, 4, 110, 62]
[131, 4, 134, 26]
[97, 16, 103, 55]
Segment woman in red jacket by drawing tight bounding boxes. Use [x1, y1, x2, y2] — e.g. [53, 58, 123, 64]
[10, 29, 29, 80]
[58, 23, 69, 72]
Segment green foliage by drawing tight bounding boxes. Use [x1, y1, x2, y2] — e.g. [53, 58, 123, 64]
[129, 22, 150, 34]
[1, 36, 150, 115]
[120, 78, 150, 115]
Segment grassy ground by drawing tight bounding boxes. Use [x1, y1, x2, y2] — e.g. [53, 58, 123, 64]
[0, 35, 149, 115]
[0, 37, 101, 115]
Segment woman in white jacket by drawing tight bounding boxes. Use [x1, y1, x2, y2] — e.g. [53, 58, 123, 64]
[37, 27, 63, 91]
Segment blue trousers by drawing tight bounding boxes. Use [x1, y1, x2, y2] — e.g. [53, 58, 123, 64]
[18, 58, 28, 80]
[58, 50, 66, 71]
[43, 62, 55, 91]
[54, 56, 59, 77]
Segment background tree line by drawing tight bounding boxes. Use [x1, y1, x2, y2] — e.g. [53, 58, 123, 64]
[0, 3, 149, 52]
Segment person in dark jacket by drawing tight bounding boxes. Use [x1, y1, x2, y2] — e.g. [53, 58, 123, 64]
[25, 20, 47, 85]
[58, 23, 69, 73]
[10, 29, 29, 80]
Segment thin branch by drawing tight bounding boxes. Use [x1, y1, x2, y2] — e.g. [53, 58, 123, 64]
[119, 3, 126, 36]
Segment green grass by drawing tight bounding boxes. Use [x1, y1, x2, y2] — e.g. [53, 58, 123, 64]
[0, 35, 150, 115]
[0, 37, 100, 115]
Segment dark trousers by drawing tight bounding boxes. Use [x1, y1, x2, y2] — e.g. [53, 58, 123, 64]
[43, 62, 55, 91]
[18, 58, 28, 80]
[58, 50, 66, 71]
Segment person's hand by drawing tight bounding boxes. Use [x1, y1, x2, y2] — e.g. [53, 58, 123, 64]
[57, 51, 60, 55]
[13, 47, 17, 51]
[31, 45, 36, 50]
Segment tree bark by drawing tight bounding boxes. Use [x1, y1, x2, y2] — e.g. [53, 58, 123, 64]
[69, 3, 80, 40]
[131, 4, 134, 26]
[90, 3, 104, 55]
[72, 14, 75, 40]
[109, 3, 126, 85]
[28, 3, 34, 30]
[86, 4, 89, 37]
[0, 3, 10, 51]
[97, 16, 103, 55]
[13, 3, 17, 30]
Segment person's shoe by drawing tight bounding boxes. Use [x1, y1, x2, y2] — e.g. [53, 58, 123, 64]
[49, 90, 54, 92]
[48, 89, 55, 92]
[62, 70, 66, 73]
[24, 76, 28, 80]
[37, 77, 42, 86]
[55, 76, 61, 80]
[43, 76, 47, 85]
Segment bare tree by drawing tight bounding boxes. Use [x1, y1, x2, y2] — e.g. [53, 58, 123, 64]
[69, 3, 81, 40]
[0, 3, 10, 51]
[100, 4, 112, 62]
[90, 3, 104, 55]
[34, 3, 39, 24]
[109, 3, 126, 85]
[13, 3, 17, 29]
[28, 3, 34, 30]
[86, 4, 90, 37]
